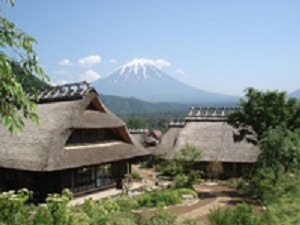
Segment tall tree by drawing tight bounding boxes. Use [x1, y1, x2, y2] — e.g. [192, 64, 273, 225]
[0, 1, 48, 133]
[257, 127, 300, 186]
[228, 87, 300, 145]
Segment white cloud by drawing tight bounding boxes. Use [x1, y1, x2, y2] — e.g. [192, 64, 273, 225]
[109, 59, 118, 64]
[174, 68, 187, 76]
[154, 59, 171, 69]
[78, 55, 101, 67]
[81, 69, 101, 82]
[58, 59, 72, 66]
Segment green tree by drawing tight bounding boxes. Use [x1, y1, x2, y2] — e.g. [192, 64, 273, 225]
[127, 116, 144, 129]
[0, 1, 48, 134]
[174, 143, 202, 174]
[256, 127, 300, 187]
[158, 144, 202, 181]
[228, 87, 300, 145]
[162, 143, 202, 187]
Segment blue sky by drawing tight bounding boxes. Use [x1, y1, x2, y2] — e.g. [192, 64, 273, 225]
[4, 0, 300, 95]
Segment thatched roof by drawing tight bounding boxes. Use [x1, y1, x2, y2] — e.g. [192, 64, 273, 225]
[154, 127, 182, 155]
[157, 107, 259, 163]
[0, 83, 149, 171]
[166, 121, 260, 163]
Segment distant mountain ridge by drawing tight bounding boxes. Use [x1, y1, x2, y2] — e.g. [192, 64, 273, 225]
[289, 89, 300, 99]
[100, 94, 189, 114]
[93, 58, 239, 104]
[100, 94, 237, 115]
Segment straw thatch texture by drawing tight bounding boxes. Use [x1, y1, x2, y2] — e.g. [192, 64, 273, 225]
[154, 127, 183, 155]
[130, 133, 146, 146]
[167, 121, 260, 163]
[0, 90, 149, 171]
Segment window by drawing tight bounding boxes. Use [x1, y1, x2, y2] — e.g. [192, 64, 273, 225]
[73, 167, 96, 192]
[66, 129, 122, 146]
[72, 164, 115, 193]
[96, 164, 114, 187]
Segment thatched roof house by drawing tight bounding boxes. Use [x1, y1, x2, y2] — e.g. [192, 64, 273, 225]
[157, 107, 260, 178]
[0, 82, 149, 200]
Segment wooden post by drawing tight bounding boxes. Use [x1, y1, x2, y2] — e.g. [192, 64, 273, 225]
[233, 163, 237, 177]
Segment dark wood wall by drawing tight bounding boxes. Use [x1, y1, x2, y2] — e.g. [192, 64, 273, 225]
[194, 161, 255, 180]
[0, 160, 130, 202]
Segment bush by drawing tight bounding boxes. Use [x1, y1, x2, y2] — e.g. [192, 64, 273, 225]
[227, 178, 246, 190]
[111, 212, 141, 225]
[79, 197, 120, 225]
[114, 195, 138, 212]
[0, 188, 198, 225]
[209, 204, 261, 225]
[132, 170, 142, 181]
[142, 210, 177, 225]
[159, 160, 183, 177]
[174, 174, 191, 188]
[136, 189, 182, 209]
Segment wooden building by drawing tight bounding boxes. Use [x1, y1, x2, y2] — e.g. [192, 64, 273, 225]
[156, 107, 260, 178]
[129, 129, 160, 147]
[0, 82, 149, 201]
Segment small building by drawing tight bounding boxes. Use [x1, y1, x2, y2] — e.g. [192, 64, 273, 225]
[157, 107, 260, 178]
[129, 129, 160, 147]
[151, 129, 162, 141]
[0, 82, 149, 201]
[128, 128, 149, 147]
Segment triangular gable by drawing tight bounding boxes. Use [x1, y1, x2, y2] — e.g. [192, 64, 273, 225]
[85, 96, 106, 112]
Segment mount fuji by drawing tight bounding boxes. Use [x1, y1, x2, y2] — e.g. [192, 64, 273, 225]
[93, 59, 239, 104]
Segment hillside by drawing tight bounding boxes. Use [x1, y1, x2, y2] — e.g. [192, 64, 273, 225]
[100, 94, 189, 114]
[100, 94, 238, 115]
[289, 89, 300, 99]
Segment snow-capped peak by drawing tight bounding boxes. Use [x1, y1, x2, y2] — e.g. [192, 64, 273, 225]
[120, 58, 157, 78]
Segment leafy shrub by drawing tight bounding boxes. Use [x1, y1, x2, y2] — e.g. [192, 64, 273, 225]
[46, 190, 73, 225]
[136, 189, 182, 208]
[111, 211, 196, 225]
[209, 204, 261, 225]
[249, 170, 300, 203]
[227, 178, 246, 190]
[209, 207, 231, 225]
[0, 189, 33, 224]
[141, 210, 177, 225]
[174, 174, 191, 188]
[79, 197, 120, 225]
[111, 212, 141, 225]
[71, 212, 91, 225]
[132, 170, 142, 181]
[114, 195, 138, 212]
[160, 160, 183, 177]
[0, 188, 198, 225]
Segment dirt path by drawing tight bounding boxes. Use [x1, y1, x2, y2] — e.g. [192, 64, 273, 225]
[132, 165, 157, 184]
[132, 166, 262, 224]
[178, 188, 231, 222]
[179, 185, 262, 224]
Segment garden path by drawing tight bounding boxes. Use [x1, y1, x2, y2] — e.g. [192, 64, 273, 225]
[133, 166, 262, 224]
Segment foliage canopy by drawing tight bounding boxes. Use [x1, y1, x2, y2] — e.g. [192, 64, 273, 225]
[228, 87, 300, 145]
[0, 1, 48, 134]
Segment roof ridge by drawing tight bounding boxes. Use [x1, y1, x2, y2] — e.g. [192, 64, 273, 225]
[186, 106, 242, 119]
[27, 81, 96, 103]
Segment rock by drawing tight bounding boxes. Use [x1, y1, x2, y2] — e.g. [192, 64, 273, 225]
[182, 194, 194, 200]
